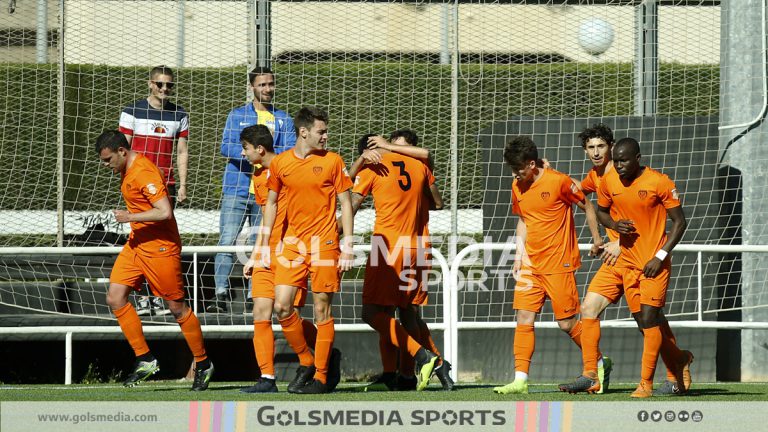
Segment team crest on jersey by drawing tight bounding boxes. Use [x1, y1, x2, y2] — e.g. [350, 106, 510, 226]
[540, 192, 550, 201]
[151, 122, 167, 134]
[638, 190, 648, 199]
[313, 166, 323, 176]
[570, 183, 580, 194]
[354, 175, 360, 186]
[146, 183, 158, 195]
[671, 188, 679, 200]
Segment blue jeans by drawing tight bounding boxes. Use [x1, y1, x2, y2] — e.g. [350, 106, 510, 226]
[214, 193, 261, 294]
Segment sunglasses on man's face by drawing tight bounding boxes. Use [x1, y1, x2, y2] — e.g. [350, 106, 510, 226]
[153, 81, 175, 89]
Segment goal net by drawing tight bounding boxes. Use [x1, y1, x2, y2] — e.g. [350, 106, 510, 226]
[2, 0, 766, 382]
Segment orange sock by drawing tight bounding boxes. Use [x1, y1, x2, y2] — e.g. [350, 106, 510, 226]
[279, 311, 314, 367]
[514, 324, 535, 374]
[416, 319, 441, 357]
[379, 334, 398, 373]
[177, 308, 208, 362]
[113, 303, 150, 357]
[641, 326, 662, 382]
[368, 312, 422, 357]
[581, 318, 601, 375]
[660, 320, 684, 382]
[301, 318, 318, 349]
[568, 320, 583, 349]
[313, 318, 335, 384]
[253, 320, 275, 377]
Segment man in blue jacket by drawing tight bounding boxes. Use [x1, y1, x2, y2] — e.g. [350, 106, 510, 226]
[210, 67, 296, 313]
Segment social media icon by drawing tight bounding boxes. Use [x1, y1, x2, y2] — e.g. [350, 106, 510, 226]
[665, 411, 676, 422]
[651, 411, 662, 422]
[638, 411, 649, 422]
[678, 411, 690, 422]
[692, 411, 703, 422]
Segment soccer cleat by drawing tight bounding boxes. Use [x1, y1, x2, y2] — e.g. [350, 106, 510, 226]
[653, 380, 684, 396]
[287, 365, 316, 393]
[123, 359, 159, 387]
[191, 361, 214, 391]
[206, 293, 228, 313]
[630, 380, 653, 398]
[326, 348, 342, 392]
[240, 377, 278, 393]
[396, 375, 417, 391]
[558, 373, 601, 394]
[493, 378, 528, 395]
[597, 356, 613, 394]
[294, 378, 330, 394]
[135, 297, 152, 316]
[414, 348, 439, 391]
[364, 372, 398, 392]
[680, 350, 694, 391]
[434, 359, 455, 391]
[151, 297, 170, 316]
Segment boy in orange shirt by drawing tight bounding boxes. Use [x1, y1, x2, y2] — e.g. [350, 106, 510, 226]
[595, 138, 691, 398]
[494, 136, 603, 395]
[239, 125, 327, 393]
[95, 130, 212, 391]
[256, 106, 354, 394]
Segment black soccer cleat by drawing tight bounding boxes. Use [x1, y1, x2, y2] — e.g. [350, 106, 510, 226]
[287, 365, 316, 393]
[240, 377, 278, 393]
[434, 359, 455, 391]
[190, 361, 214, 391]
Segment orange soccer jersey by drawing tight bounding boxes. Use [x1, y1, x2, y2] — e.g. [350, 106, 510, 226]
[596, 167, 681, 269]
[266, 149, 353, 252]
[121, 153, 181, 256]
[512, 168, 584, 274]
[353, 152, 435, 249]
[581, 167, 619, 242]
[252, 165, 288, 252]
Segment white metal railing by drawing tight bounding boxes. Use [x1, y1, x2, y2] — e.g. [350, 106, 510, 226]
[447, 242, 768, 380]
[0, 245, 451, 385]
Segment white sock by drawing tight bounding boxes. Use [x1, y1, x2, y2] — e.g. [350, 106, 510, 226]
[514, 371, 528, 381]
[261, 374, 275, 380]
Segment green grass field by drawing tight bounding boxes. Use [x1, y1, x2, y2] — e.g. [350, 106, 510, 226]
[2, 381, 766, 402]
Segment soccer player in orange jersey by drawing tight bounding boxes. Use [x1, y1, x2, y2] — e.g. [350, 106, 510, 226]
[493, 136, 603, 395]
[349, 131, 451, 392]
[595, 137, 691, 398]
[347, 131, 452, 390]
[95, 130, 212, 391]
[560, 124, 693, 395]
[256, 106, 354, 394]
[238, 125, 320, 393]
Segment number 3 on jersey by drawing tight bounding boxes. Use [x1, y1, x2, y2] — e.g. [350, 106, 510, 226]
[391, 161, 412, 191]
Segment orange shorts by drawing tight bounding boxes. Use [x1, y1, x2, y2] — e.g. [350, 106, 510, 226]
[513, 267, 579, 320]
[110, 247, 184, 301]
[587, 263, 670, 313]
[251, 254, 307, 307]
[363, 248, 431, 307]
[273, 247, 340, 293]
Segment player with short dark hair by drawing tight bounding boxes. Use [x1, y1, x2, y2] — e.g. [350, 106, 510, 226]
[257, 106, 353, 394]
[593, 138, 692, 398]
[494, 135, 603, 395]
[95, 130, 212, 391]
